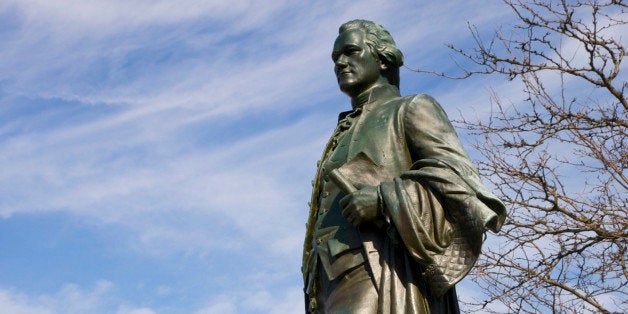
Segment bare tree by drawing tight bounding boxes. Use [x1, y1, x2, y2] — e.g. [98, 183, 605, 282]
[417, 0, 627, 313]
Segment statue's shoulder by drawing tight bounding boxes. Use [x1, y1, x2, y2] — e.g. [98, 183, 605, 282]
[373, 94, 446, 122]
[400, 93, 447, 118]
[375, 93, 429, 109]
[405, 93, 441, 108]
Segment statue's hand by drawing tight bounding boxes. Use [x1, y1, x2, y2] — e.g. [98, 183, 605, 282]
[340, 185, 381, 227]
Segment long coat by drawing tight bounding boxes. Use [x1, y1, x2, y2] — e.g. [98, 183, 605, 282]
[303, 86, 506, 313]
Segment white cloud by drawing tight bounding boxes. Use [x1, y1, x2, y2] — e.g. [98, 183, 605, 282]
[194, 298, 237, 314]
[0, 281, 157, 314]
[117, 308, 157, 314]
[0, 290, 51, 314]
[195, 286, 303, 314]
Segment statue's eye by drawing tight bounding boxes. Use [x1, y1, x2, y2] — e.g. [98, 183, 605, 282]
[347, 47, 360, 54]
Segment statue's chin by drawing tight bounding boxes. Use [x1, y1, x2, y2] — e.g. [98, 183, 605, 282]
[338, 82, 361, 97]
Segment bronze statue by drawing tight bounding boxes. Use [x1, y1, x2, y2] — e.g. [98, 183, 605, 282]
[302, 20, 506, 313]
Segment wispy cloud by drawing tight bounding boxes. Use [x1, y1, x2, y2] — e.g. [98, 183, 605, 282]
[195, 286, 302, 314]
[0, 281, 157, 314]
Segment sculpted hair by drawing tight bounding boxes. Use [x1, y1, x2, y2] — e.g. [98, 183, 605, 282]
[339, 20, 404, 87]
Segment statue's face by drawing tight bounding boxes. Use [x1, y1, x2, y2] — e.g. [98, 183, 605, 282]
[332, 29, 383, 97]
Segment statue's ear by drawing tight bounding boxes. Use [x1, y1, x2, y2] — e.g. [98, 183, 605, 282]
[379, 60, 388, 71]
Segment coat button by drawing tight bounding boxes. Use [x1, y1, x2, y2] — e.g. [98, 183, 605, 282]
[322, 191, 329, 198]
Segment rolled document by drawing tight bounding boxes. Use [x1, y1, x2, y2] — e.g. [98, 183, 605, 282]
[328, 168, 357, 193]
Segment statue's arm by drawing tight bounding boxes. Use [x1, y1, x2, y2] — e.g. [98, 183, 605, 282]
[399, 94, 505, 232]
[378, 94, 503, 265]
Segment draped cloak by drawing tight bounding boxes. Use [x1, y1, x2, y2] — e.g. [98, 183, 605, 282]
[302, 85, 506, 313]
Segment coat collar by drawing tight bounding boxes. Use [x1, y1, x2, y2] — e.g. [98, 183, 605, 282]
[352, 84, 401, 109]
[338, 84, 401, 121]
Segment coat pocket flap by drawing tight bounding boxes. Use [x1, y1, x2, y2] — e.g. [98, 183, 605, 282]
[327, 229, 362, 258]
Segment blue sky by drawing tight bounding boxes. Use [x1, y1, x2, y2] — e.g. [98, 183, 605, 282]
[3, 1, 620, 313]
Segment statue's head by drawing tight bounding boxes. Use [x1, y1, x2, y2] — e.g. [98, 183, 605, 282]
[333, 20, 404, 97]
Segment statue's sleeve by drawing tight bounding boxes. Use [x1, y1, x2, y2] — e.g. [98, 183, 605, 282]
[378, 95, 505, 293]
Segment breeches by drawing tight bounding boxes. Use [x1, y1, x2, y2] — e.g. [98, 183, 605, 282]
[316, 262, 378, 313]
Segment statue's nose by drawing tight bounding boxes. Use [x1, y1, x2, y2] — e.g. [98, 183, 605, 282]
[335, 55, 348, 69]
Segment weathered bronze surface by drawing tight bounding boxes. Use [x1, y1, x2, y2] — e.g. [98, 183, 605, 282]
[302, 20, 506, 313]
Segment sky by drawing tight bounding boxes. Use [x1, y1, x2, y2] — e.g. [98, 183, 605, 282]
[1, 1, 621, 313]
